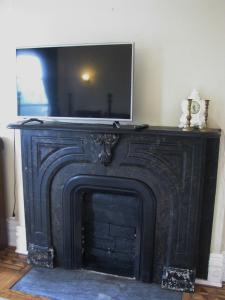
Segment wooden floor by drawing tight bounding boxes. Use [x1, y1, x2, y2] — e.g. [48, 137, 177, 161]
[0, 248, 225, 300]
[0, 247, 47, 299]
[183, 284, 225, 300]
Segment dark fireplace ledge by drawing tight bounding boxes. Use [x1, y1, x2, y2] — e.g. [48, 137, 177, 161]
[8, 121, 220, 138]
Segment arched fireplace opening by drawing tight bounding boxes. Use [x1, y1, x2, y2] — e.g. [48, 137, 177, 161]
[54, 176, 156, 282]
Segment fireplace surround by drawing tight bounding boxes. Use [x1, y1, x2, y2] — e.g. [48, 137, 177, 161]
[9, 122, 220, 292]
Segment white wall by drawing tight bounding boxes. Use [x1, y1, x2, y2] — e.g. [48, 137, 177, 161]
[0, 0, 225, 256]
[0, 0, 17, 217]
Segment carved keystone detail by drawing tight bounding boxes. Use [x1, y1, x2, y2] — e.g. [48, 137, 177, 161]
[92, 133, 119, 165]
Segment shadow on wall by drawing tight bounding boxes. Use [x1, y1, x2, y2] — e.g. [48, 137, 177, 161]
[0, 138, 8, 249]
[133, 47, 163, 124]
[213, 131, 225, 253]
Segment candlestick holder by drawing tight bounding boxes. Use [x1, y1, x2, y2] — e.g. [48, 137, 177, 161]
[182, 99, 193, 131]
[200, 99, 210, 132]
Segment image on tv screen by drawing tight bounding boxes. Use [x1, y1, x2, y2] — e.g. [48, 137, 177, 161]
[16, 43, 133, 120]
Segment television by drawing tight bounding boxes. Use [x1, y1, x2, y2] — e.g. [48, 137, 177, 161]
[16, 43, 133, 122]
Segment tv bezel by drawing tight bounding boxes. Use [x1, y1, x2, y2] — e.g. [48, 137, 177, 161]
[16, 42, 134, 123]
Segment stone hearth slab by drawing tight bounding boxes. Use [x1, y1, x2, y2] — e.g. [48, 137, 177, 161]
[12, 268, 182, 300]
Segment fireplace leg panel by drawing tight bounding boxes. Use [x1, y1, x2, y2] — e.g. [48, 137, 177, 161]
[161, 266, 195, 292]
[27, 243, 54, 268]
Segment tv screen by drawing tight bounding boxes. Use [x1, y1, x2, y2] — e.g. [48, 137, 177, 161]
[16, 43, 133, 121]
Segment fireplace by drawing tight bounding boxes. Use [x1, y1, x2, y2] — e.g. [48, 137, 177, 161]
[10, 122, 220, 292]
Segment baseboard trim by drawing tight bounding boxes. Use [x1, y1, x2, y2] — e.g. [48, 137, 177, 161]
[196, 253, 223, 287]
[222, 251, 225, 282]
[195, 278, 222, 287]
[6, 217, 18, 247]
[6, 217, 28, 255]
[15, 225, 27, 255]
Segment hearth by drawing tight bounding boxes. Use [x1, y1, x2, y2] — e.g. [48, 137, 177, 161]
[9, 122, 220, 292]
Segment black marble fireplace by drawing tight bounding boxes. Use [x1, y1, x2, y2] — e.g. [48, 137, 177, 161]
[10, 122, 220, 292]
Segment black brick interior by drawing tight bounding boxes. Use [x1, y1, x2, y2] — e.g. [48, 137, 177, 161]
[82, 191, 139, 277]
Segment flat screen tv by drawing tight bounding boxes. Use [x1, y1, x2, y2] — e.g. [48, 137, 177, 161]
[16, 43, 133, 121]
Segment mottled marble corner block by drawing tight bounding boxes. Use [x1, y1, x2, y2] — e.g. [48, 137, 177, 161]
[27, 243, 54, 268]
[161, 266, 195, 293]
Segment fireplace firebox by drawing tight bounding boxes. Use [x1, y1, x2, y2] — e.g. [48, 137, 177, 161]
[54, 175, 155, 282]
[82, 190, 139, 278]
[9, 122, 220, 293]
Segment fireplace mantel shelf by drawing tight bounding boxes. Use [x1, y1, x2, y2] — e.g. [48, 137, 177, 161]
[8, 121, 220, 138]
